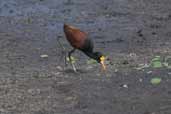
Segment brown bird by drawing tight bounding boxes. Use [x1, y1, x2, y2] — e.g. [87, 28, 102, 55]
[63, 24, 106, 72]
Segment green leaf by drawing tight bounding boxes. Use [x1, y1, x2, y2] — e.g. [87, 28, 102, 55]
[66, 56, 77, 63]
[135, 63, 150, 70]
[150, 77, 162, 85]
[87, 59, 97, 64]
[164, 56, 171, 69]
[152, 56, 160, 61]
[163, 62, 171, 69]
[151, 56, 162, 68]
[151, 61, 162, 68]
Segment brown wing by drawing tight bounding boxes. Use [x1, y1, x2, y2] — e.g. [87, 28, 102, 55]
[64, 24, 87, 49]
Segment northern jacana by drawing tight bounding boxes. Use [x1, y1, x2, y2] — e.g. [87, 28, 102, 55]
[63, 24, 106, 72]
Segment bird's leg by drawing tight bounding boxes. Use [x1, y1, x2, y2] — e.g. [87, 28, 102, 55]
[64, 51, 67, 67]
[68, 48, 77, 72]
[56, 36, 67, 70]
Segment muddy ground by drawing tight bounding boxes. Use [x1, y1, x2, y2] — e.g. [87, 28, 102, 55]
[0, 0, 171, 114]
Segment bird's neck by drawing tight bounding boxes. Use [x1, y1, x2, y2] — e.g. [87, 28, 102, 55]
[83, 51, 98, 61]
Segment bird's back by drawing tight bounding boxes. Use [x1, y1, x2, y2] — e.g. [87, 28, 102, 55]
[64, 24, 87, 49]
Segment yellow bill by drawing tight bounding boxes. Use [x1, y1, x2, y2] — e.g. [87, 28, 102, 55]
[100, 56, 106, 70]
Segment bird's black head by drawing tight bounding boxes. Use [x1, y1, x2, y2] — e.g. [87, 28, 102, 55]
[93, 52, 103, 63]
[93, 52, 106, 70]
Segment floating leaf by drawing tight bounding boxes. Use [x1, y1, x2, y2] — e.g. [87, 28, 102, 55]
[40, 54, 48, 58]
[87, 59, 97, 64]
[152, 56, 160, 61]
[150, 77, 162, 85]
[136, 63, 150, 70]
[151, 56, 162, 68]
[147, 71, 152, 74]
[163, 56, 171, 69]
[152, 61, 162, 68]
[66, 56, 77, 63]
[163, 62, 171, 69]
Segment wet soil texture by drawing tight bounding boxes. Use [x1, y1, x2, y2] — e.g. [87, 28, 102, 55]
[0, 0, 171, 114]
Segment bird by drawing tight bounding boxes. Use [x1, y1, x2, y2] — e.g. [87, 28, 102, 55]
[63, 23, 106, 72]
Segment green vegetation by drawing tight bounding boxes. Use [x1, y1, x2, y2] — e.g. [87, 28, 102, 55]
[150, 77, 162, 85]
[150, 56, 162, 68]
